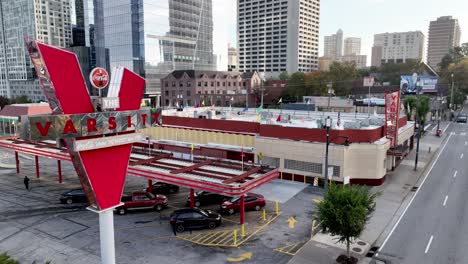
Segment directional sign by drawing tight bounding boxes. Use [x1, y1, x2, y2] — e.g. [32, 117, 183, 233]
[287, 217, 297, 229]
[227, 252, 253, 262]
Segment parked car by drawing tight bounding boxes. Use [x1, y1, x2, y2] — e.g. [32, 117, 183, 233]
[169, 208, 222, 233]
[115, 191, 167, 215]
[60, 189, 88, 204]
[220, 193, 266, 215]
[186, 191, 230, 207]
[456, 114, 467, 123]
[144, 182, 179, 195]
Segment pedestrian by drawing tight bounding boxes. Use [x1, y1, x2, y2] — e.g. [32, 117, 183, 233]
[23, 176, 30, 191]
[172, 223, 177, 236]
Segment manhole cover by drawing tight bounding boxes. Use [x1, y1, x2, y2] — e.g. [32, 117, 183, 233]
[357, 241, 366, 246]
[352, 247, 362, 253]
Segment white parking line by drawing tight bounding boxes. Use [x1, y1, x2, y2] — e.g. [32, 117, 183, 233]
[461, 153, 464, 159]
[377, 134, 452, 254]
[443, 196, 448, 207]
[465, 141, 468, 146]
[454, 171, 458, 178]
[425, 235, 434, 254]
[461, 133, 467, 136]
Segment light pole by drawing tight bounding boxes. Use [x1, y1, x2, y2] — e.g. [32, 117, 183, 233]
[413, 73, 421, 171]
[450, 73, 455, 110]
[327, 83, 333, 112]
[324, 116, 331, 189]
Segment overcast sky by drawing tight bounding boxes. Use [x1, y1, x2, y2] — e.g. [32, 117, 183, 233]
[319, 0, 468, 64]
[215, 0, 468, 66]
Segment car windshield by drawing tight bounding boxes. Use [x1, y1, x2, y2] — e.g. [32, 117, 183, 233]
[198, 209, 209, 217]
[147, 193, 155, 199]
[195, 191, 205, 196]
[229, 196, 240, 203]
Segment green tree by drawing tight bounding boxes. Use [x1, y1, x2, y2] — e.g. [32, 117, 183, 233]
[281, 72, 305, 102]
[12, 95, 31, 104]
[0, 253, 19, 264]
[447, 89, 466, 109]
[0, 96, 10, 109]
[304, 71, 329, 96]
[327, 62, 358, 96]
[416, 95, 431, 127]
[403, 96, 417, 121]
[278, 71, 289, 81]
[317, 183, 378, 261]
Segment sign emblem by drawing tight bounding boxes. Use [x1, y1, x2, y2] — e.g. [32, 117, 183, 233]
[90, 67, 109, 89]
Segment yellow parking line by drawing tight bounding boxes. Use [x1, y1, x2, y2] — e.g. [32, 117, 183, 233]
[210, 230, 232, 245]
[274, 241, 306, 256]
[194, 232, 215, 243]
[198, 231, 221, 244]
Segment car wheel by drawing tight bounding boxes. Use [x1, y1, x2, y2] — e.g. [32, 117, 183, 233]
[176, 224, 185, 233]
[66, 198, 73, 205]
[154, 204, 163, 212]
[255, 205, 261, 211]
[208, 222, 216, 229]
[117, 208, 127, 215]
[228, 208, 235, 215]
[195, 201, 201, 207]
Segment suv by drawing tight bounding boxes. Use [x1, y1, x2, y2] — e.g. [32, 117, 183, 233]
[115, 191, 168, 215]
[456, 114, 467, 123]
[169, 208, 222, 233]
[186, 191, 229, 207]
[220, 193, 266, 215]
[60, 189, 88, 204]
[144, 182, 179, 195]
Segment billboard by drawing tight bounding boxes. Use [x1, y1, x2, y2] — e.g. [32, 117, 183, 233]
[400, 75, 438, 94]
[385, 90, 401, 148]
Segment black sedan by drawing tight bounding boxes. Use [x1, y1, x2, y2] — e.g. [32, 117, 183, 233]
[186, 191, 229, 207]
[144, 182, 180, 195]
[60, 189, 88, 204]
[169, 208, 222, 233]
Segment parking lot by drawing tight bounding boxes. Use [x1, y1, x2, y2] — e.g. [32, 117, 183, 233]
[0, 150, 322, 264]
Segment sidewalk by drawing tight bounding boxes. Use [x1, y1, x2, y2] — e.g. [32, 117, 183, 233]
[288, 122, 450, 264]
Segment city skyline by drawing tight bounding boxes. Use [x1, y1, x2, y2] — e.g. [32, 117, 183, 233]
[319, 0, 468, 65]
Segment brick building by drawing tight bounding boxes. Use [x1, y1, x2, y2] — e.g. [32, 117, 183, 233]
[161, 70, 262, 108]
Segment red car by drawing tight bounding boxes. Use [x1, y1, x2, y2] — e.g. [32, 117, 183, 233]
[115, 191, 168, 215]
[220, 193, 266, 215]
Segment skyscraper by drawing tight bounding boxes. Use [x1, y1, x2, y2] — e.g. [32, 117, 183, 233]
[427, 16, 461, 69]
[0, 0, 72, 101]
[102, 0, 219, 104]
[237, 0, 320, 77]
[324, 29, 343, 59]
[344, 37, 361, 56]
[228, 45, 238, 71]
[371, 31, 425, 67]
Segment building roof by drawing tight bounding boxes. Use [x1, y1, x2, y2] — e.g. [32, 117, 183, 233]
[0, 103, 52, 117]
[168, 70, 258, 80]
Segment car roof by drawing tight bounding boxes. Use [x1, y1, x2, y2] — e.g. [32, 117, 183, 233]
[173, 208, 201, 214]
[246, 193, 263, 198]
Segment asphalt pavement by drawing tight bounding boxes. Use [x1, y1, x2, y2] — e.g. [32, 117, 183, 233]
[377, 106, 468, 264]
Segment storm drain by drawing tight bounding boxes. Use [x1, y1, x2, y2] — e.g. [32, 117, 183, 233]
[411, 186, 418, 192]
[366, 246, 380, 257]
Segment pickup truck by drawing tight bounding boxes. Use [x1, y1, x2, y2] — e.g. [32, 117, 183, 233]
[115, 191, 168, 215]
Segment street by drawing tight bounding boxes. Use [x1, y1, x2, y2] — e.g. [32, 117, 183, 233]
[377, 106, 468, 264]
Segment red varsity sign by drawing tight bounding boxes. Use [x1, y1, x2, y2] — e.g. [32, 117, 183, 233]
[385, 90, 400, 148]
[24, 39, 157, 211]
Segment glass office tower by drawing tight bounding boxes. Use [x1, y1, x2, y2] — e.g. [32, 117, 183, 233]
[103, 0, 223, 102]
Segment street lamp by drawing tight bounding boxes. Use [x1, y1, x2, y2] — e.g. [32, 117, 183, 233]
[450, 73, 455, 110]
[413, 73, 421, 171]
[324, 116, 331, 189]
[327, 82, 334, 112]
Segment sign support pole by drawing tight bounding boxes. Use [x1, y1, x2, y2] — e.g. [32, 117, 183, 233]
[98, 209, 116, 264]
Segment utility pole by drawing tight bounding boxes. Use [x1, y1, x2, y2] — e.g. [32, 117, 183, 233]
[413, 73, 421, 171]
[450, 73, 455, 110]
[324, 116, 331, 189]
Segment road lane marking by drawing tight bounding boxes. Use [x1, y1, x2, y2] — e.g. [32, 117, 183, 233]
[461, 153, 464, 159]
[443, 196, 448, 207]
[443, 123, 451, 133]
[454, 171, 458, 178]
[377, 134, 453, 255]
[465, 141, 467, 146]
[461, 132, 467, 136]
[431, 126, 436, 132]
[424, 235, 434, 254]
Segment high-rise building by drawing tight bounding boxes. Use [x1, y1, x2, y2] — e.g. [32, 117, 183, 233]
[228, 45, 238, 72]
[0, 0, 72, 101]
[70, 0, 110, 95]
[324, 29, 343, 59]
[344, 37, 361, 56]
[371, 31, 425, 67]
[237, 0, 320, 77]
[103, 0, 220, 105]
[427, 16, 461, 69]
